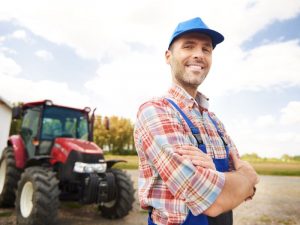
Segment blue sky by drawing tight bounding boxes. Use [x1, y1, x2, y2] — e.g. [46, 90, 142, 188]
[0, 0, 300, 157]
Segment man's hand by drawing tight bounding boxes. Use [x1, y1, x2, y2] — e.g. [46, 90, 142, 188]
[176, 145, 216, 170]
[204, 152, 260, 216]
[230, 151, 259, 198]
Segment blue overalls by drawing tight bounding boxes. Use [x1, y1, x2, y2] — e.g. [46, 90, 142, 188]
[148, 99, 232, 225]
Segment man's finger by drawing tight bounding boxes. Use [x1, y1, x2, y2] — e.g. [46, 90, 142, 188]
[193, 160, 216, 170]
[181, 145, 199, 151]
[229, 151, 240, 170]
[180, 146, 205, 154]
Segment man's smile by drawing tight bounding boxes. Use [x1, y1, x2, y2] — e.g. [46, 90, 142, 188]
[186, 63, 205, 71]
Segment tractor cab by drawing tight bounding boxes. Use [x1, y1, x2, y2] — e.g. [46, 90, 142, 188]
[16, 100, 92, 159]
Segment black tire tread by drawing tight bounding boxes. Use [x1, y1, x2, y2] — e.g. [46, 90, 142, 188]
[0, 146, 21, 207]
[16, 166, 60, 225]
[99, 169, 135, 219]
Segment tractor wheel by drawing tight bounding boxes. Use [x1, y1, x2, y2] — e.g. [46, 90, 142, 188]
[0, 146, 21, 207]
[98, 169, 135, 219]
[15, 167, 60, 225]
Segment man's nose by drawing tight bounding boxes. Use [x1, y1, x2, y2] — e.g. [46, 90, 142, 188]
[192, 48, 204, 59]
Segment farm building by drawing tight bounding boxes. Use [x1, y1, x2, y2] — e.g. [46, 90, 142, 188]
[0, 97, 12, 156]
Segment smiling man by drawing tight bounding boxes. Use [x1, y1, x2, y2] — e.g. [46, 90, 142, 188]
[134, 17, 259, 225]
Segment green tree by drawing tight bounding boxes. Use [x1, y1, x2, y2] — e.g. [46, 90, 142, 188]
[9, 102, 23, 135]
[241, 153, 261, 162]
[281, 154, 292, 162]
[93, 115, 136, 155]
[93, 115, 110, 150]
[293, 155, 300, 162]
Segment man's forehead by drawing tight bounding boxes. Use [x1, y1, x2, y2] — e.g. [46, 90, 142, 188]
[176, 32, 212, 44]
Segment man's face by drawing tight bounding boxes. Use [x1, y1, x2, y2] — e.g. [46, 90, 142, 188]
[165, 32, 213, 90]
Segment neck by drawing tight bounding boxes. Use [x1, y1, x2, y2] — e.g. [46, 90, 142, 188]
[183, 86, 198, 98]
[173, 81, 198, 98]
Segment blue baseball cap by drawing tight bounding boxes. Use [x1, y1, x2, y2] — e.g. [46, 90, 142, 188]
[168, 17, 224, 49]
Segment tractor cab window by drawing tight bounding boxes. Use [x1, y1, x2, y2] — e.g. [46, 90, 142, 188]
[41, 106, 89, 141]
[78, 117, 89, 140]
[21, 107, 40, 137]
[21, 107, 41, 158]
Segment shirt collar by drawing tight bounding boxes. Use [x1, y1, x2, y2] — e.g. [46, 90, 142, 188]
[167, 84, 209, 110]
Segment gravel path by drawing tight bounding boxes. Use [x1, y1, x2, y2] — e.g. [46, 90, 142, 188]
[1, 171, 299, 225]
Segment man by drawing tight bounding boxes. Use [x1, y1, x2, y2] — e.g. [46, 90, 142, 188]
[134, 17, 259, 225]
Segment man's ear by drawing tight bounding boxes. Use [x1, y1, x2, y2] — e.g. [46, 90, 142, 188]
[165, 50, 171, 64]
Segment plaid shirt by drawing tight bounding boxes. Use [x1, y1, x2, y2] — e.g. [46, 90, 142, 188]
[134, 84, 239, 225]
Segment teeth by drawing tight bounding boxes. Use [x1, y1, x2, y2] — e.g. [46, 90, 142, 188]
[188, 65, 202, 69]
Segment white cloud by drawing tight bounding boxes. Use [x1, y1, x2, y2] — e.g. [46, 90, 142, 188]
[223, 102, 300, 157]
[1, 0, 299, 59]
[255, 115, 276, 128]
[0, 36, 17, 55]
[85, 51, 170, 120]
[0, 36, 5, 43]
[0, 74, 92, 109]
[203, 40, 300, 97]
[1, 47, 17, 55]
[217, 0, 300, 45]
[0, 53, 21, 76]
[35, 50, 54, 61]
[11, 29, 27, 40]
[1, 0, 299, 98]
[226, 115, 300, 158]
[280, 101, 300, 125]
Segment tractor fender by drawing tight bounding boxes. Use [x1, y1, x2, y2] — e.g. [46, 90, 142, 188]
[105, 159, 127, 169]
[8, 135, 27, 169]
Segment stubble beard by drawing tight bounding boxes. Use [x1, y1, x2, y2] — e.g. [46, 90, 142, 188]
[173, 69, 207, 90]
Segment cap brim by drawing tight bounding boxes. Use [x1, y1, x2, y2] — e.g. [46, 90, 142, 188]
[169, 28, 224, 49]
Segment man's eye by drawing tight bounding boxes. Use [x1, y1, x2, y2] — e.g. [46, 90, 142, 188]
[183, 45, 192, 49]
[203, 48, 212, 53]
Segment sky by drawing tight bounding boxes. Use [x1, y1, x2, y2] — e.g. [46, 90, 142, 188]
[0, 0, 299, 158]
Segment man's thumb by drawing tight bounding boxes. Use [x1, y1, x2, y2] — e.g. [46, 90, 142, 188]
[230, 151, 240, 170]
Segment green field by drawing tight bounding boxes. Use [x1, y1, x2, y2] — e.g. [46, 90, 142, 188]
[104, 154, 300, 176]
[251, 162, 300, 176]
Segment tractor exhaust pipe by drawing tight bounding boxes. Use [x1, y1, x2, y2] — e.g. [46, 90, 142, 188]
[89, 108, 96, 142]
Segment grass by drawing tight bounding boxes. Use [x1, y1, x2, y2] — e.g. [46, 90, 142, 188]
[104, 154, 300, 176]
[61, 201, 83, 209]
[0, 211, 13, 217]
[251, 161, 300, 176]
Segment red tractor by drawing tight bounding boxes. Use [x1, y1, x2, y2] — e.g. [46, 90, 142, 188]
[0, 100, 135, 225]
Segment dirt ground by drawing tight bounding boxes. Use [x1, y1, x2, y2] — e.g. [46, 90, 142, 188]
[0, 170, 299, 225]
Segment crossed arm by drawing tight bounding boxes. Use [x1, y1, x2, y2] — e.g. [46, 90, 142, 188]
[176, 145, 259, 217]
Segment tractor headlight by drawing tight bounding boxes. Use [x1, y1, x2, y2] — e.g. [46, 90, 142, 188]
[73, 162, 107, 173]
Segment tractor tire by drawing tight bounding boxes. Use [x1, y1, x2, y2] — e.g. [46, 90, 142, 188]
[15, 167, 60, 225]
[0, 146, 21, 207]
[98, 169, 135, 219]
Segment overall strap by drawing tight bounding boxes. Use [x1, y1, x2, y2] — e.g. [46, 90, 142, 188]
[166, 98, 204, 145]
[207, 115, 228, 148]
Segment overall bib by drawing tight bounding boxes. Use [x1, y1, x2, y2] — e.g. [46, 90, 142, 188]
[148, 99, 232, 225]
